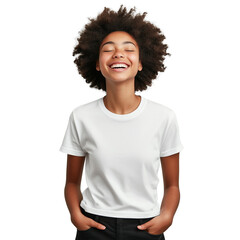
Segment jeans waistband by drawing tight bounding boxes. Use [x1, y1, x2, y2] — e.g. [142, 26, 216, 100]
[80, 206, 153, 224]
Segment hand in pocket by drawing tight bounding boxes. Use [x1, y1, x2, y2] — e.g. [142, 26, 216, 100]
[71, 211, 106, 231]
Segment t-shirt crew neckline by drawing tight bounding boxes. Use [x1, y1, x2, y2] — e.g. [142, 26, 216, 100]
[98, 95, 147, 121]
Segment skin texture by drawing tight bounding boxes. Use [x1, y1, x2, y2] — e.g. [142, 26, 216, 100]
[96, 31, 143, 114]
[64, 31, 181, 234]
[96, 31, 142, 86]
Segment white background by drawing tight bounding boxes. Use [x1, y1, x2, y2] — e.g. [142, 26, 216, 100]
[0, 0, 239, 239]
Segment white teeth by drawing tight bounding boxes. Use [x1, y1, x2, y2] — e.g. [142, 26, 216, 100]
[110, 63, 128, 69]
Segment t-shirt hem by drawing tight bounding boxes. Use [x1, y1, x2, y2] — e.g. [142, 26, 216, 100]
[59, 146, 86, 156]
[80, 202, 160, 218]
[160, 144, 184, 157]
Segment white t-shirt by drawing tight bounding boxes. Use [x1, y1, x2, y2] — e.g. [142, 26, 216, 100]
[59, 96, 184, 218]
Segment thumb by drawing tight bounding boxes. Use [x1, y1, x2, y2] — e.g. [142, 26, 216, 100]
[90, 219, 106, 230]
[137, 224, 147, 230]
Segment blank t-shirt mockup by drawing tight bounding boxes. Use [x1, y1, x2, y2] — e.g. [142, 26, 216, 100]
[59, 96, 184, 218]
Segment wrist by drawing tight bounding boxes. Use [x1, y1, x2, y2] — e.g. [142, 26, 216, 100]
[159, 211, 174, 223]
[70, 208, 83, 218]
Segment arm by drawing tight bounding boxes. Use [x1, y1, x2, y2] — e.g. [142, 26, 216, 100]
[64, 154, 85, 217]
[137, 152, 180, 234]
[160, 152, 180, 222]
[64, 154, 106, 230]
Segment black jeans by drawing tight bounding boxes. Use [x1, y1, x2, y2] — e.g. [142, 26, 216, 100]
[75, 206, 165, 240]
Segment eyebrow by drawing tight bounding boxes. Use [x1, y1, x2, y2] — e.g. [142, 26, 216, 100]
[101, 41, 136, 48]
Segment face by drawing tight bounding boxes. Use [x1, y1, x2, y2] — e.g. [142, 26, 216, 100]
[96, 31, 142, 83]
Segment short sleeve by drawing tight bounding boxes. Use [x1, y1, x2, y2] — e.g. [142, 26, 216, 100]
[160, 111, 184, 157]
[59, 111, 86, 156]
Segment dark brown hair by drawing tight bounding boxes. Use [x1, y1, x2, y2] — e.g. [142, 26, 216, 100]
[73, 5, 171, 92]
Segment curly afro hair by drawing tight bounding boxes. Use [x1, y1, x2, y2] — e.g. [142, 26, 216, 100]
[73, 5, 171, 92]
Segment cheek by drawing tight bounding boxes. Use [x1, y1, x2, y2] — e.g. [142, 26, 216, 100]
[99, 55, 109, 68]
[129, 54, 140, 67]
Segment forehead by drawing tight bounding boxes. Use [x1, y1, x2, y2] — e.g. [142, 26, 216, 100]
[100, 31, 138, 47]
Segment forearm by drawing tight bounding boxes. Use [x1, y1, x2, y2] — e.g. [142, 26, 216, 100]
[64, 182, 83, 216]
[160, 186, 180, 220]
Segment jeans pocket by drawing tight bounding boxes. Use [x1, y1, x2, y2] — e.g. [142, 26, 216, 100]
[77, 226, 93, 232]
[77, 207, 98, 233]
[143, 230, 164, 238]
[75, 227, 94, 240]
[139, 217, 165, 239]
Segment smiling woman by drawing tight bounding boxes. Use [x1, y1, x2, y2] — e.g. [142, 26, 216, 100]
[72, 5, 170, 92]
[96, 31, 143, 83]
[60, 5, 184, 240]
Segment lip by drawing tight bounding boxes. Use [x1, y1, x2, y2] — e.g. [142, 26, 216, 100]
[109, 62, 130, 67]
[108, 62, 130, 72]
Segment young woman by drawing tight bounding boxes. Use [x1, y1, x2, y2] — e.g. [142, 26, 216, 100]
[59, 5, 184, 240]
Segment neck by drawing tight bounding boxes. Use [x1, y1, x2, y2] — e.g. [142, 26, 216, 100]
[103, 93, 141, 115]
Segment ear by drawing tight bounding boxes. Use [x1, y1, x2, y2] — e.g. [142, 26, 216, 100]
[138, 61, 143, 71]
[96, 60, 100, 71]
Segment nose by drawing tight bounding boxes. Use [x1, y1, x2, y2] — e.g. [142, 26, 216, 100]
[112, 49, 124, 59]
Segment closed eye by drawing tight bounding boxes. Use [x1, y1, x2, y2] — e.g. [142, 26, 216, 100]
[102, 49, 135, 52]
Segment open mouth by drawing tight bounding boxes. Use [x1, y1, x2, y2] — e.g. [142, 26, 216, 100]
[109, 63, 129, 70]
